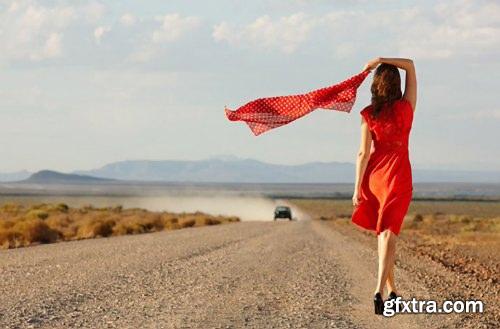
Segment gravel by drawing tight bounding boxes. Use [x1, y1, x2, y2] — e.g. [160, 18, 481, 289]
[1, 220, 458, 328]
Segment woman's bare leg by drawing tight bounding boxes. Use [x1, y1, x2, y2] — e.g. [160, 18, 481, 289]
[375, 230, 397, 295]
[377, 235, 383, 292]
[386, 266, 397, 294]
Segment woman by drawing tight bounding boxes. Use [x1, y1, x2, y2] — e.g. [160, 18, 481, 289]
[351, 57, 417, 315]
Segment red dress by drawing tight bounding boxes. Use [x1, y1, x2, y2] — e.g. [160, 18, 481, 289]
[352, 99, 414, 235]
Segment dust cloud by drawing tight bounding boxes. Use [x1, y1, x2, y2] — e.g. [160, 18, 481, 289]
[125, 196, 310, 221]
[1, 195, 309, 221]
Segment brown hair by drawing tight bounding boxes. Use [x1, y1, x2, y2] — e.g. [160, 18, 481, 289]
[370, 63, 402, 118]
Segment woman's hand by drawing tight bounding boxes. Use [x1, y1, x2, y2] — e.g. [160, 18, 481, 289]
[352, 189, 361, 206]
[363, 57, 381, 72]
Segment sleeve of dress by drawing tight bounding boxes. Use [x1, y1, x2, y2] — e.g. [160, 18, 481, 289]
[360, 107, 370, 124]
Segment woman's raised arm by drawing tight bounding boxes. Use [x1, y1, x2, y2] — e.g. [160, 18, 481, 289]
[364, 57, 417, 112]
[380, 57, 417, 112]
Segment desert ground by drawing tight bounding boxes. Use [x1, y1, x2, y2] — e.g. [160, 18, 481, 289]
[0, 199, 498, 328]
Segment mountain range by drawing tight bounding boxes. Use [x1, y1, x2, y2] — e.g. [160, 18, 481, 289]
[23, 170, 115, 184]
[4, 157, 500, 184]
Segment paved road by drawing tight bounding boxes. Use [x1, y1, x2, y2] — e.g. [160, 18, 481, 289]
[0, 220, 455, 328]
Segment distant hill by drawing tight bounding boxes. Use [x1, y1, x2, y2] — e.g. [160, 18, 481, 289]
[74, 158, 500, 183]
[75, 158, 355, 183]
[0, 170, 32, 182]
[23, 170, 115, 184]
[4, 157, 499, 184]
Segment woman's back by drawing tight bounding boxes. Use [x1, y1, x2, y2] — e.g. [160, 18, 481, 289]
[360, 99, 413, 153]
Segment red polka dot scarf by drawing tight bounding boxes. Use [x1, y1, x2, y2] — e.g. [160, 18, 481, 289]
[225, 70, 371, 136]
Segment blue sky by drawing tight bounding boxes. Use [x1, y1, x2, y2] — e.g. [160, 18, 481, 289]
[0, 0, 499, 172]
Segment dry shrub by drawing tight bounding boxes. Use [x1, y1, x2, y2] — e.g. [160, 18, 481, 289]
[78, 204, 94, 215]
[26, 209, 49, 220]
[451, 215, 472, 224]
[404, 213, 424, 230]
[423, 213, 437, 224]
[0, 219, 15, 230]
[46, 214, 75, 239]
[168, 216, 179, 224]
[112, 221, 144, 235]
[162, 215, 180, 230]
[140, 213, 164, 231]
[1, 203, 23, 215]
[77, 218, 115, 239]
[198, 217, 221, 226]
[64, 225, 79, 239]
[413, 213, 424, 222]
[112, 214, 163, 235]
[459, 217, 499, 234]
[460, 216, 472, 224]
[0, 230, 23, 249]
[179, 218, 196, 228]
[13, 219, 59, 245]
[0, 203, 239, 249]
[460, 222, 479, 233]
[30, 203, 46, 210]
[402, 211, 499, 237]
[46, 214, 72, 228]
[56, 203, 69, 213]
[112, 205, 123, 213]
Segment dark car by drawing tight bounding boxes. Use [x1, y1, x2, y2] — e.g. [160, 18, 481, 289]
[274, 206, 292, 221]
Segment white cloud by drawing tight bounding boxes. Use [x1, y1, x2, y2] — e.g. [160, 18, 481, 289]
[120, 13, 137, 27]
[0, 1, 76, 62]
[82, 1, 106, 22]
[43, 32, 62, 58]
[213, 13, 316, 54]
[403, 0, 500, 59]
[152, 14, 201, 43]
[8, 2, 21, 13]
[0, 1, 113, 63]
[213, 1, 500, 59]
[322, 1, 500, 60]
[212, 22, 233, 43]
[94, 26, 111, 44]
[128, 13, 201, 63]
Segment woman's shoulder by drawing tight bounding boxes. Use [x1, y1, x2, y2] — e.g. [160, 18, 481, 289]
[396, 98, 413, 112]
[360, 99, 411, 120]
[360, 104, 373, 118]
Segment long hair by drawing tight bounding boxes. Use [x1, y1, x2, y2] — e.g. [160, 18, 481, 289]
[370, 63, 402, 118]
